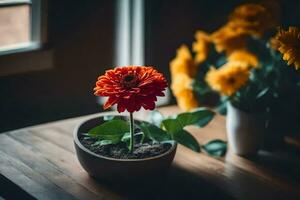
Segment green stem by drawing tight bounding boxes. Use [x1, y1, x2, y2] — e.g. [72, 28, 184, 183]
[129, 112, 134, 153]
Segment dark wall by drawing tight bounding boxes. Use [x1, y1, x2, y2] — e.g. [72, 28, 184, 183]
[0, 0, 115, 132]
[144, 0, 300, 103]
[145, 0, 244, 81]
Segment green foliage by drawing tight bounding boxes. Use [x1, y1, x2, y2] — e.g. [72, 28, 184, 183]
[173, 130, 201, 152]
[88, 119, 129, 140]
[205, 43, 226, 69]
[139, 122, 171, 142]
[162, 119, 182, 135]
[216, 99, 227, 115]
[121, 132, 145, 149]
[228, 43, 300, 114]
[121, 132, 131, 143]
[87, 108, 226, 157]
[91, 139, 120, 147]
[176, 108, 215, 127]
[202, 139, 227, 157]
[161, 108, 215, 132]
[192, 80, 210, 96]
[161, 108, 218, 153]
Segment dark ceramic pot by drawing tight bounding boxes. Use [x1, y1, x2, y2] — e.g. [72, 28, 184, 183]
[73, 115, 177, 182]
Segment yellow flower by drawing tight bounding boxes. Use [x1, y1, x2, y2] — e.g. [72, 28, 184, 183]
[205, 62, 250, 96]
[228, 50, 259, 68]
[170, 45, 197, 77]
[192, 31, 211, 64]
[171, 73, 193, 96]
[175, 89, 199, 111]
[211, 2, 279, 54]
[170, 73, 198, 111]
[170, 45, 199, 110]
[211, 24, 247, 54]
[228, 3, 277, 37]
[271, 27, 300, 70]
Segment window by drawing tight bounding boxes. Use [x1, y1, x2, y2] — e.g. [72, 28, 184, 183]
[0, 0, 42, 55]
[115, 0, 144, 66]
[113, 0, 170, 106]
[0, 0, 52, 76]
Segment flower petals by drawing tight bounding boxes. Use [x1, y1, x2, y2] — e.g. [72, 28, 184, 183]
[94, 66, 167, 112]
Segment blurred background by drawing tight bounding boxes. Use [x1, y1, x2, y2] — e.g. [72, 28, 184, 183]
[0, 0, 299, 132]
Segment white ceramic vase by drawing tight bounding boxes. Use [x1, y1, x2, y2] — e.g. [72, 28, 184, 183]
[226, 102, 265, 156]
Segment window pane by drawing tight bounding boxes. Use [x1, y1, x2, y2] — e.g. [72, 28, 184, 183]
[0, 4, 30, 48]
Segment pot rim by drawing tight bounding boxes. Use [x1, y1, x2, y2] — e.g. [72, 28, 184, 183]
[73, 114, 177, 162]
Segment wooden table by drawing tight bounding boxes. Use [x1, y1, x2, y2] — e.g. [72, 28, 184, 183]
[1, 106, 300, 200]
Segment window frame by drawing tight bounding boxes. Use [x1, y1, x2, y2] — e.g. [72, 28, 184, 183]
[0, 0, 43, 56]
[112, 0, 170, 106]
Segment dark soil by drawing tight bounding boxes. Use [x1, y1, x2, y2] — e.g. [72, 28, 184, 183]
[79, 135, 172, 159]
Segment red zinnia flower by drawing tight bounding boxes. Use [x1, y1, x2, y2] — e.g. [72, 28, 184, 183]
[94, 66, 168, 113]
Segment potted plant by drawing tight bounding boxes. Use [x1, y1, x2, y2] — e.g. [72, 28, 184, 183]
[73, 66, 225, 182]
[169, 1, 300, 155]
[207, 26, 300, 155]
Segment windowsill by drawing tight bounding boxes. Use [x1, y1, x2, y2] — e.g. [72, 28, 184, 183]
[0, 42, 42, 57]
[0, 43, 54, 76]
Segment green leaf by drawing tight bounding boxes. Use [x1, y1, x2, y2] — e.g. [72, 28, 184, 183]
[139, 122, 171, 142]
[256, 87, 270, 99]
[161, 109, 215, 152]
[88, 119, 129, 140]
[148, 110, 165, 127]
[176, 108, 215, 128]
[202, 139, 227, 157]
[216, 101, 227, 115]
[162, 117, 203, 152]
[121, 131, 145, 142]
[173, 130, 200, 152]
[161, 119, 182, 135]
[120, 132, 131, 149]
[121, 132, 131, 142]
[91, 139, 120, 147]
[192, 80, 210, 96]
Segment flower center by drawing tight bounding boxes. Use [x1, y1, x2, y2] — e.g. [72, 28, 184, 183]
[124, 75, 135, 82]
[122, 74, 137, 88]
[227, 77, 236, 85]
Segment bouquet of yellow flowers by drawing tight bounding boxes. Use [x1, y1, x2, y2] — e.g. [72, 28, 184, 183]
[170, 1, 300, 121]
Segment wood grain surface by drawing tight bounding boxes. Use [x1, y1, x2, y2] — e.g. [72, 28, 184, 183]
[0, 106, 300, 200]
